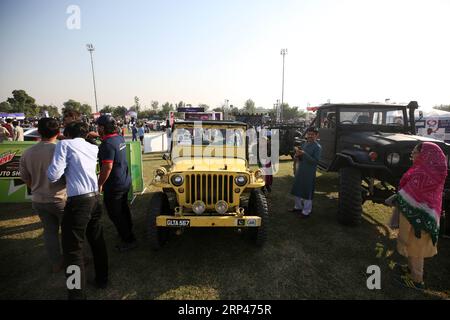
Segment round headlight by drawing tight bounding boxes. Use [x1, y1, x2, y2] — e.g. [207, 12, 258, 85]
[215, 200, 229, 214]
[156, 167, 167, 177]
[386, 153, 400, 165]
[235, 175, 248, 186]
[192, 200, 206, 214]
[254, 169, 263, 179]
[171, 174, 184, 186]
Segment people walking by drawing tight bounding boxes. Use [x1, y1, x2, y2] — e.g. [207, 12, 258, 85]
[47, 121, 108, 300]
[96, 115, 137, 252]
[131, 124, 137, 142]
[138, 124, 145, 146]
[20, 118, 66, 273]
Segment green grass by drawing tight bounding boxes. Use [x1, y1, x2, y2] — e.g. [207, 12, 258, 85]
[0, 154, 449, 299]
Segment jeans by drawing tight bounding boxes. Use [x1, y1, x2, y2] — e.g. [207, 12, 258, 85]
[62, 195, 108, 300]
[32, 201, 65, 265]
[103, 189, 135, 243]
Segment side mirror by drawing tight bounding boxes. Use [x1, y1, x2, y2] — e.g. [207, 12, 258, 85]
[162, 153, 169, 160]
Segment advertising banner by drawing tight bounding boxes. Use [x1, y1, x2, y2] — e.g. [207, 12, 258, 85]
[0, 141, 144, 203]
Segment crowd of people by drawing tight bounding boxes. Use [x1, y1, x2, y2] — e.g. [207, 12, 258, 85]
[289, 128, 446, 290]
[18, 110, 136, 299]
[0, 118, 24, 142]
[1, 110, 448, 296]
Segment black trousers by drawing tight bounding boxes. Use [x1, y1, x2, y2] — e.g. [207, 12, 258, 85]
[103, 189, 135, 243]
[62, 195, 108, 300]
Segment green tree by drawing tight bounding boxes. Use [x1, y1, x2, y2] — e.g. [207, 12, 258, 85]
[198, 103, 210, 111]
[62, 99, 92, 116]
[80, 104, 92, 115]
[134, 96, 141, 114]
[40, 105, 60, 117]
[280, 103, 302, 120]
[434, 105, 450, 112]
[0, 101, 12, 112]
[113, 106, 128, 119]
[244, 99, 256, 114]
[7, 90, 36, 114]
[177, 101, 185, 109]
[161, 102, 174, 112]
[230, 106, 240, 115]
[100, 105, 114, 114]
[151, 100, 159, 111]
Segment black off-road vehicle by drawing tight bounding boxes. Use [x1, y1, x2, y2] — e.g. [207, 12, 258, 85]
[312, 101, 450, 227]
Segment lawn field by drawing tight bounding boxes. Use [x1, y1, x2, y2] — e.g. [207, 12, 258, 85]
[0, 154, 449, 299]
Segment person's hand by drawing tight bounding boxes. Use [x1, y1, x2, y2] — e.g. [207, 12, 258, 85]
[87, 131, 100, 139]
[294, 147, 304, 157]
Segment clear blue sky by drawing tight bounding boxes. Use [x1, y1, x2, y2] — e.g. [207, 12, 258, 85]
[1, 0, 449, 110]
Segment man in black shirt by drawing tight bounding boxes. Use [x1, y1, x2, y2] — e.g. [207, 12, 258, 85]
[97, 115, 137, 252]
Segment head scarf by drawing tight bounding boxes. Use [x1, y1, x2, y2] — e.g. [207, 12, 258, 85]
[397, 142, 447, 244]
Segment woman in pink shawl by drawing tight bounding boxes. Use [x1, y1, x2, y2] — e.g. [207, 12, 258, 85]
[393, 142, 447, 290]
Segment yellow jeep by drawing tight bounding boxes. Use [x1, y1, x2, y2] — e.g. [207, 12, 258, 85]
[149, 120, 269, 249]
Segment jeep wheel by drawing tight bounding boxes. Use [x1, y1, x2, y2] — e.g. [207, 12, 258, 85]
[148, 192, 170, 250]
[247, 189, 269, 246]
[338, 167, 362, 226]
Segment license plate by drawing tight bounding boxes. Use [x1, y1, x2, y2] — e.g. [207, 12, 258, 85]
[166, 219, 190, 227]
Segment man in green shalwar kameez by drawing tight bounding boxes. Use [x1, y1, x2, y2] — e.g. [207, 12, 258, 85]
[290, 127, 321, 217]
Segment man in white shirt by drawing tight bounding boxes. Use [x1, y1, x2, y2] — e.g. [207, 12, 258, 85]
[13, 120, 24, 141]
[48, 122, 108, 300]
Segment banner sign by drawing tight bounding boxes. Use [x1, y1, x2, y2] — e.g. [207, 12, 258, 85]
[0, 113, 26, 119]
[177, 107, 205, 113]
[0, 141, 144, 203]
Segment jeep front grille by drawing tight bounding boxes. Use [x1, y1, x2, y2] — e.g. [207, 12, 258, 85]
[185, 174, 234, 205]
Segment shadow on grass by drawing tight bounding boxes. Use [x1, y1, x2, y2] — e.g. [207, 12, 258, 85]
[1, 165, 449, 299]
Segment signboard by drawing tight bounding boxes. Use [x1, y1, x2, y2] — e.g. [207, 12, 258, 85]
[0, 113, 26, 119]
[0, 141, 144, 203]
[0, 142, 36, 202]
[416, 118, 450, 143]
[177, 107, 205, 113]
[184, 113, 214, 121]
[0, 149, 21, 178]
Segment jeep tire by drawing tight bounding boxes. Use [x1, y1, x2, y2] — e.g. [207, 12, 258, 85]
[338, 167, 362, 226]
[148, 192, 170, 250]
[247, 189, 269, 246]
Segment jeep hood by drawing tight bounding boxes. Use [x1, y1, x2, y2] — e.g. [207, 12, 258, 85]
[342, 132, 446, 147]
[171, 158, 247, 172]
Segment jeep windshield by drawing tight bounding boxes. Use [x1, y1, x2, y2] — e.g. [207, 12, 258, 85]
[338, 106, 409, 132]
[171, 127, 246, 160]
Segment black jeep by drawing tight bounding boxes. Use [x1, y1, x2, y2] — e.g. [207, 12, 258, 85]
[313, 101, 450, 227]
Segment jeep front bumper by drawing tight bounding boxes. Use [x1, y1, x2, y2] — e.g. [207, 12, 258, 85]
[156, 215, 261, 227]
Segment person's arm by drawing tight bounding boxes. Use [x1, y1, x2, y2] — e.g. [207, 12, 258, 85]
[97, 143, 115, 192]
[19, 152, 32, 188]
[98, 163, 113, 192]
[302, 144, 321, 165]
[47, 142, 68, 182]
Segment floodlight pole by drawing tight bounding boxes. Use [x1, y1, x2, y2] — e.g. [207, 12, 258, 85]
[280, 48, 288, 122]
[87, 44, 98, 113]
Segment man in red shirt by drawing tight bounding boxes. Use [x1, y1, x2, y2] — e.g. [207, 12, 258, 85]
[2, 118, 14, 139]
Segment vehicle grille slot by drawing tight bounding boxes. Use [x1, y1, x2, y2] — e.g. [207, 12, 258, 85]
[186, 173, 234, 205]
[186, 175, 190, 204]
[229, 176, 234, 203]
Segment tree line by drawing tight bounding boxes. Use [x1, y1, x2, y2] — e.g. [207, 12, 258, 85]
[0, 90, 309, 120]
